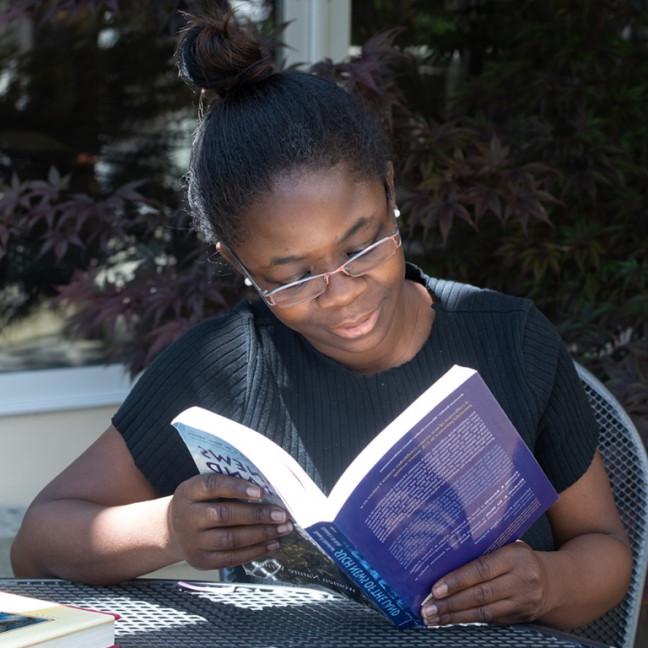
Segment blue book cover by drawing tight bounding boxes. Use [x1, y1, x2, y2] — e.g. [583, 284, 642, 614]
[173, 365, 558, 628]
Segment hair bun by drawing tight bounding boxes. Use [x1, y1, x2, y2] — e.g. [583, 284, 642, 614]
[177, 11, 276, 97]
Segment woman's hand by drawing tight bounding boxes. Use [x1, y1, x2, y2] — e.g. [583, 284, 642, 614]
[168, 473, 293, 570]
[421, 540, 551, 626]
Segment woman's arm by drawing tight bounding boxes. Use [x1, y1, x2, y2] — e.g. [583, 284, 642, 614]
[536, 451, 632, 628]
[11, 425, 292, 584]
[421, 451, 632, 630]
[11, 426, 175, 583]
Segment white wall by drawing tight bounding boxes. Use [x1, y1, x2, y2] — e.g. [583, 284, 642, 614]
[0, 406, 114, 507]
[0, 405, 211, 581]
[0, 363, 133, 507]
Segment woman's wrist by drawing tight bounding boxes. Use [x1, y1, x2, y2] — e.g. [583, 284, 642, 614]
[534, 549, 572, 624]
[163, 494, 186, 564]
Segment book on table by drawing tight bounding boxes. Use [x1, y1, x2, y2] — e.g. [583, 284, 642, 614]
[173, 364, 558, 628]
[0, 591, 116, 647]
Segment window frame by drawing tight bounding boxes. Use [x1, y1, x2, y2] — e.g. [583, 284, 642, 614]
[0, 364, 135, 416]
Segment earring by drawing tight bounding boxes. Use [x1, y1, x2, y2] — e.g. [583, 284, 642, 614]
[394, 207, 400, 220]
[244, 277, 253, 287]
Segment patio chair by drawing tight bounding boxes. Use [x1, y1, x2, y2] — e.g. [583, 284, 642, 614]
[573, 362, 648, 648]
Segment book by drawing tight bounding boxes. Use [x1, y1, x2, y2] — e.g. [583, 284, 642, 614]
[173, 364, 558, 628]
[0, 591, 116, 647]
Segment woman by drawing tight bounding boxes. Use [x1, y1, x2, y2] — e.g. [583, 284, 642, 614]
[11, 11, 631, 630]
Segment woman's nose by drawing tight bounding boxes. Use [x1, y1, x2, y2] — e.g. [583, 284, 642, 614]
[316, 269, 365, 309]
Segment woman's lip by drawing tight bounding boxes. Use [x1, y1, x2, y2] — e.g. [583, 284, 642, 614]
[330, 307, 380, 339]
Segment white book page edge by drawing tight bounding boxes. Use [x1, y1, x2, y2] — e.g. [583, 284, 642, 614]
[326, 364, 476, 515]
[173, 407, 328, 525]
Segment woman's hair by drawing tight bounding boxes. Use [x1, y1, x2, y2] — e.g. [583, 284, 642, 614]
[176, 10, 390, 246]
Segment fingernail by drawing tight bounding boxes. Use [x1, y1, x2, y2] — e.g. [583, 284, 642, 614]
[277, 522, 293, 535]
[246, 485, 262, 499]
[422, 603, 438, 619]
[270, 509, 287, 522]
[433, 582, 448, 598]
[420, 592, 435, 607]
[267, 541, 280, 551]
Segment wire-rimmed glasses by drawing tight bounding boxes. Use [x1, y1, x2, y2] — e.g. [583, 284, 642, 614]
[233, 229, 402, 307]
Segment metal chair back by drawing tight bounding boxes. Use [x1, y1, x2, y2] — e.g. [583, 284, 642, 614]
[574, 363, 648, 648]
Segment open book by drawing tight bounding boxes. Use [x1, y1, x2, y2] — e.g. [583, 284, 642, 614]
[0, 591, 116, 647]
[173, 364, 558, 628]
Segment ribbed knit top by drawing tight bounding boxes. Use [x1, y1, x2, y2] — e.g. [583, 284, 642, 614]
[113, 264, 599, 551]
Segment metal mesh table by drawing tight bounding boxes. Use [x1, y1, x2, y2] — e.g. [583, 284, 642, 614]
[0, 578, 610, 647]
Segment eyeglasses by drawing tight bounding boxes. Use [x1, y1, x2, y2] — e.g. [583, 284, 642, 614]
[233, 228, 402, 308]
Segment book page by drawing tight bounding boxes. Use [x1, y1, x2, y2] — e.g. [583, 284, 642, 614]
[232, 524, 365, 602]
[330, 371, 558, 614]
[173, 407, 327, 524]
[327, 365, 476, 514]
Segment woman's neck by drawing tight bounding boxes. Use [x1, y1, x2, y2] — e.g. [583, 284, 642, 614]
[348, 279, 435, 375]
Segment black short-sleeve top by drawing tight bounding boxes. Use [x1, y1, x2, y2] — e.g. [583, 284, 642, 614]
[113, 264, 599, 551]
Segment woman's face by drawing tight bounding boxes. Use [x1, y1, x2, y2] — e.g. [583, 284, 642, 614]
[231, 163, 409, 372]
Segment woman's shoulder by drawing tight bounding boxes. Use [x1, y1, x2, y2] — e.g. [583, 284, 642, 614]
[113, 301, 260, 444]
[408, 264, 532, 315]
[164, 300, 257, 350]
[134, 300, 260, 383]
[143, 298, 297, 386]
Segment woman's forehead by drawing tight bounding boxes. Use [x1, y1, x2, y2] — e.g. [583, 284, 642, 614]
[235, 166, 386, 262]
[265, 164, 383, 212]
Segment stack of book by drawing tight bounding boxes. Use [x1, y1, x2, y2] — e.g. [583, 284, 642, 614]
[0, 591, 116, 647]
